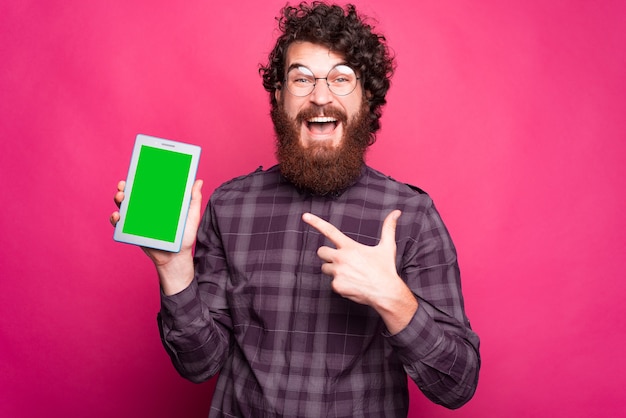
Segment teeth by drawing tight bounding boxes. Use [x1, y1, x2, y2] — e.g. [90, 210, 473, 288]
[308, 116, 337, 123]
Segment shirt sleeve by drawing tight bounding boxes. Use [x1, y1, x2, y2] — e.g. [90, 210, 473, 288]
[385, 198, 481, 409]
[157, 199, 233, 383]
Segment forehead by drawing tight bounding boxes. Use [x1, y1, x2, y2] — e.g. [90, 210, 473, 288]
[284, 41, 346, 73]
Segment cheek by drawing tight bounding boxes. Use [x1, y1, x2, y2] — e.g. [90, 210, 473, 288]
[282, 97, 303, 120]
[345, 102, 362, 120]
[342, 92, 365, 118]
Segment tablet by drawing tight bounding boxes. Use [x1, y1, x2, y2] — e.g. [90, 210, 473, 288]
[114, 134, 201, 252]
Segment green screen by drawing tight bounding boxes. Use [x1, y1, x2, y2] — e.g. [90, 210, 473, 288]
[122, 145, 192, 242]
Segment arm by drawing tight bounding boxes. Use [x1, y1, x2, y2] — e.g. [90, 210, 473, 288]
[388, 202, 480, 409]
[302, 205, 480, 409]
[302, 210, 417, 334]
[111, 180, 232, 383]
[157, 197, 234, 383]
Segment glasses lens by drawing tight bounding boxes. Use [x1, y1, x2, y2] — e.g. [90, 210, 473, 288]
[327, 65, 357, 96]
[286, 66, 316, 97]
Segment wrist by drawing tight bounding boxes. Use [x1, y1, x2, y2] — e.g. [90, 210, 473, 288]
[152, 251, 195, 296]
[374, 279, 418, 335]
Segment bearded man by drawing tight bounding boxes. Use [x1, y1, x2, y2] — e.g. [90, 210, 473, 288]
[111, 2, 480, 417]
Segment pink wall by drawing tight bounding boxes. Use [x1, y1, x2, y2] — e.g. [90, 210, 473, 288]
[2, 1, 625, 416]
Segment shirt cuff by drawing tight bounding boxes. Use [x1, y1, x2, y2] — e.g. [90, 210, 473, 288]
[159, 279, 202, 331]
[385, 302, 445, 364]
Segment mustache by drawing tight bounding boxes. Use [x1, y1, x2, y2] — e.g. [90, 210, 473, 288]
[295, 105, 348, 125]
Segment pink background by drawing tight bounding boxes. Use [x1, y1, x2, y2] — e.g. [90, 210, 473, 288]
[2, 0, 625, 416]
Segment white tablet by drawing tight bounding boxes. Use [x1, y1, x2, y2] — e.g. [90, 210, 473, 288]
[114, 134, 201, 252]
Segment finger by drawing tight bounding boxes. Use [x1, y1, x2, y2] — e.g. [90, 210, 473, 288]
[187, 179, 203, 223]
[317, 245, 336, 263]
[114, 190, 124, 208]
[379, 210, 401, 249]
[192, 179, 203, 196]
[320, 261, 336, 277]
[302, 212, 351, 248]
[110, 211, 120, 227]
[189, 179, 203, 204]
[114, 180, 126, 208]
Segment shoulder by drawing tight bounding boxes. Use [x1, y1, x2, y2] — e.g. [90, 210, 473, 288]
[357, 166, 441, 227]
[362, 166, 430, 201]
[212, 165, 280, 193]
[362, 168, 456, 247]
[208, 165, 292, 208]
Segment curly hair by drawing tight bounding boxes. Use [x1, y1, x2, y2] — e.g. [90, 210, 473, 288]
[259, 2, 395, 140]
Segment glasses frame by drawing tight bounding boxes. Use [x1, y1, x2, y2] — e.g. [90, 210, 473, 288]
[283, 64, 361, 97]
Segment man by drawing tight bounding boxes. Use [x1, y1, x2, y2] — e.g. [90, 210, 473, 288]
[111, 2, 480, 416]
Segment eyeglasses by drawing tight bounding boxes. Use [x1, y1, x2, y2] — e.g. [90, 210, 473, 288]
[284, 64, 360, 97]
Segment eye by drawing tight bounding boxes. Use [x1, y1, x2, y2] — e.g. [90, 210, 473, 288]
[329, 65, 356, 84]
[332, 76, 350, 84]
[292, 76, 313, 85]
[288, 66, 315, 86]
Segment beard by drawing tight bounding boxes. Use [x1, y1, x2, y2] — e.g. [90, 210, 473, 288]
[272, 97, 372, 196]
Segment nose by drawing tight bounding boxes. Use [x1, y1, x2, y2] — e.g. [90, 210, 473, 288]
[308, 79, 334, 106]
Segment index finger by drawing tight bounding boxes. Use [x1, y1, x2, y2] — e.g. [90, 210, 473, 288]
[302, 212, 351, 248]
[114, 180, 125, 208]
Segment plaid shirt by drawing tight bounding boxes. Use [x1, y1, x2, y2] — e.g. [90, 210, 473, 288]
[158, 165, 480, 417]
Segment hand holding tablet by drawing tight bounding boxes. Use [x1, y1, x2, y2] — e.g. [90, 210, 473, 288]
[113, 134, 201, 252]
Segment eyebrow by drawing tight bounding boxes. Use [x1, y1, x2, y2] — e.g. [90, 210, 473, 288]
[286, 63, 310, 74]
[286, 61, 350, 75]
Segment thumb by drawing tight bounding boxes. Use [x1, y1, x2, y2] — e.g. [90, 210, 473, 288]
[187, 179, 204, 224]
[379, 210, 401, 249]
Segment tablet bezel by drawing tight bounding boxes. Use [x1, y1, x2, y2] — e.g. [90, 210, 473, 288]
[113, 134, 201, 252]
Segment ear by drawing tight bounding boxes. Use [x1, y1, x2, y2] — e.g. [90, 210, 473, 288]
[274, 83, 282, 103]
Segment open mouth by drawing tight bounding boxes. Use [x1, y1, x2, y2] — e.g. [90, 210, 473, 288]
[306, 116, 339, 135]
